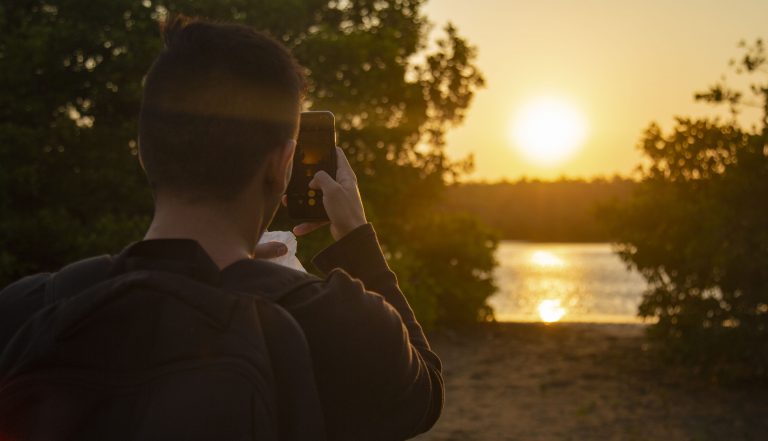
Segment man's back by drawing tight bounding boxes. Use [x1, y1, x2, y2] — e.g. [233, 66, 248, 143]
[0, 224, 443, 440]
[0, 254, 322, 441]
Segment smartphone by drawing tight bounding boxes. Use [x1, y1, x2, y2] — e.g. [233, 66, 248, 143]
[286, 111, 337, 221]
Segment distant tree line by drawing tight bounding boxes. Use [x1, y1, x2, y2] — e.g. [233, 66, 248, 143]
[440, 178, 637, 242]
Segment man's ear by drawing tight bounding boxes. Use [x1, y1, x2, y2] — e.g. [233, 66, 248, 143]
[265, 139, 296, 192]
[137, 136, 146, 170]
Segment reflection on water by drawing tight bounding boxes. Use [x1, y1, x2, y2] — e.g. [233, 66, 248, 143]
[491, 242, 647, 323]
[530, 251, 565, 268]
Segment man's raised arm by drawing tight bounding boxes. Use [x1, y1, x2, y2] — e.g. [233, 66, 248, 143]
[287, 147, 444, 439]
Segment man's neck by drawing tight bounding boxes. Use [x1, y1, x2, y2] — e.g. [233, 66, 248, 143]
[144, 199, 263, 269]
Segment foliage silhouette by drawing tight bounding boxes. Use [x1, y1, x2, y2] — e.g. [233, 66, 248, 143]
[0, 0, 496, 328]
[604, 40, 768, 380]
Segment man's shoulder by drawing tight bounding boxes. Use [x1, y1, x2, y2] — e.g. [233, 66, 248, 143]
[0, 272, 52, 349]
[0, 272, 51, 302]
[223, 259, 324, 299]
[225, 258, 373, 307]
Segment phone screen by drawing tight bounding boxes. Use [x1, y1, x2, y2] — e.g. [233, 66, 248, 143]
[287, 111, 337, 220]
[297, 123, 334, 167]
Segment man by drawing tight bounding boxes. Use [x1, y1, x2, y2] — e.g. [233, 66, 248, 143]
[0, 16, 443, 440]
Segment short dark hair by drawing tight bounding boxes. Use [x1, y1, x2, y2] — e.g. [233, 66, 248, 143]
[139, 15, 306, 200]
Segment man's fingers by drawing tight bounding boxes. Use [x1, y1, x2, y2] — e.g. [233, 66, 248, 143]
[306, 148, 356, 190]
[293, 221, 330, 236]
[334, 146, 357, 186]
[309, 171, 340, 192]
[252, 241, 288, 259]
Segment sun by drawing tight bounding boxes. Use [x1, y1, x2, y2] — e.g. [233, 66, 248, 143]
[509, 97, 588, 165]
[537, 299, 566, 323]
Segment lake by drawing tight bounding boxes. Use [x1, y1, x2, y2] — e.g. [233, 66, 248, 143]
[490, 241, 648, 323]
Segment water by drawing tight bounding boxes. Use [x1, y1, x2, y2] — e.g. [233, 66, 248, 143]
[490, 241, 648, 323]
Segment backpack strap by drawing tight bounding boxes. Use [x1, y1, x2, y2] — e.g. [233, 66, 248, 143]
[44, 255, 114, 305]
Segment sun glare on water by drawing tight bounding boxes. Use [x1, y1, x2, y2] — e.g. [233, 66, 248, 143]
[530, 250, 565, 268]
[510, 97, 588, 166]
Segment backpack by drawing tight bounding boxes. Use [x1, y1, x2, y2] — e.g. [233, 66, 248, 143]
[0, 256, 326, 441]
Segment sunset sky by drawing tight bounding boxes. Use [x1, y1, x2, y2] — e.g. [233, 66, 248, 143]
[424, 0, 768, 181]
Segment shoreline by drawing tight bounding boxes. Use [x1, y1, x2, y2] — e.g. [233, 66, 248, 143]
[415, 322, 768, 441]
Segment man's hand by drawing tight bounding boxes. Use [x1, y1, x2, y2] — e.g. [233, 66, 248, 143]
[291, 146, 367, 241]
[252, 241, 288, 259]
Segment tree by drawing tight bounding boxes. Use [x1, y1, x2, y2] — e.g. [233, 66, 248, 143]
[605, 40, 768, 379]
[0, 0, 496, 327]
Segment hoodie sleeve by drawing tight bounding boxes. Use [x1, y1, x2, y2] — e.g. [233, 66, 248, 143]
[278, 223, 443, 440]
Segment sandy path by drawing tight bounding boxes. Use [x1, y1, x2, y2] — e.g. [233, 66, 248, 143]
[414, 323, 768, 441]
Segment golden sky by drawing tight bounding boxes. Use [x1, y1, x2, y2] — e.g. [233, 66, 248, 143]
[423, 0, 768, 181]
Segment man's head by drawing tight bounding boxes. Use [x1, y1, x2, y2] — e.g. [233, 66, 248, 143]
[138, 15, 305, 212]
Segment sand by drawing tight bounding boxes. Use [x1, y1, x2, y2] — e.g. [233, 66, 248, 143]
[414, 323, 768, 441]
